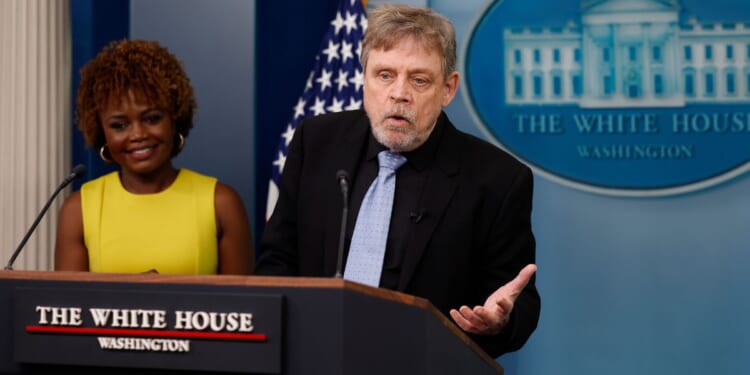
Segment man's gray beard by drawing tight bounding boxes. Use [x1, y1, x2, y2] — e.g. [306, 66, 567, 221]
[368, 107, 420, 152]
[371, 123, 419, 152]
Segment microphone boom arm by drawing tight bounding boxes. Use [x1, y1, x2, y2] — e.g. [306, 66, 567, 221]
[4, 164, 86, 270]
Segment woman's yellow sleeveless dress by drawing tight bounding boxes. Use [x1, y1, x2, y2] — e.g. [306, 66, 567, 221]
[81, 169, 218, 274]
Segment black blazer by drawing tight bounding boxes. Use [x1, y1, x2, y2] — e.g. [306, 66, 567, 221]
[257, 110, 540, 357]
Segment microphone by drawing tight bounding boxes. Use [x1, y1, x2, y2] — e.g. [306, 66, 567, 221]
[409, 209, 426, 224]
[334, 170, 350, 278]
[4, 164, 87, 270]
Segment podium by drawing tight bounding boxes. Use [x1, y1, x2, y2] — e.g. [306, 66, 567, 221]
[0, 270, 503, 374]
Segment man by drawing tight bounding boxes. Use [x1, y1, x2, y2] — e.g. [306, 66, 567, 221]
[256, 4, 539, 358]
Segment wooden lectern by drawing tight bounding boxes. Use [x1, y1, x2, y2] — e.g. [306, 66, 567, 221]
[0, 270, 503, 374]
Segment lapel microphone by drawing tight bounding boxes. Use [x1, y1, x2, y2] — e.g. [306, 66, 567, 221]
[4, 164, 87, 270]
[409, 209, 426, 224]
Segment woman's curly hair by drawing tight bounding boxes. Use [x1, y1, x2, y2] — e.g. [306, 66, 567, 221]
[75, 39, 196, 157]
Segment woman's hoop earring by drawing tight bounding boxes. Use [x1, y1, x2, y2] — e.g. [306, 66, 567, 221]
[177, 133, 185, 151]
[99, 144, 113, 163]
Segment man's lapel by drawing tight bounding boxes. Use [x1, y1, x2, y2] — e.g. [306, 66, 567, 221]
[322, 113, 372, 276]
[397, 120, 461, 291]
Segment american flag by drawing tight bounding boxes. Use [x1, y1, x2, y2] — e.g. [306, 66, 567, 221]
[265, 0, 367, 221]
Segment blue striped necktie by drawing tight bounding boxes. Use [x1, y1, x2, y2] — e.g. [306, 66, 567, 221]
[344, 150, 406, 287]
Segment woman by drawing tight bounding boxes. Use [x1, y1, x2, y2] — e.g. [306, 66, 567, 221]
[55, 39, 253, 274]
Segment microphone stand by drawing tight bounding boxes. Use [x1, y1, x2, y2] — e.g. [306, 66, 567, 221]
[4, 164, 86, 270]
[334, 170, 350, 278]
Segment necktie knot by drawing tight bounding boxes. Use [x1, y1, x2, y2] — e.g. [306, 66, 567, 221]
[378, 151, 406, 174]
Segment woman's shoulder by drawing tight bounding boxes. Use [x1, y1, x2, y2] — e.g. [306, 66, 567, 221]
[59, 189, 82, 216]
[80, 171, 118, 191]
[178, 168, 218, 184]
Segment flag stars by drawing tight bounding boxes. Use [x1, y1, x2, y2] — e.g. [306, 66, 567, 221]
[304, 71, 314, 91]
[359, 14, 368, 33]
[355, 41, 363, 62]
[293, 97, 307, 119]
[335, 69, 350, 91]
[343, 11, 358, 34]
[345, 98, 362, 111]
[341, 41, 354, 63]
[331, 11, 345, 35]
[350, 69, 364, 91]
[327, 97, 344, 113]
[321, 41, 340, 63]
[310, 97, 327, 116]
[273, 150, 287, 172]
[316, 69, 333, 91]
[281, 124, 296, 147]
